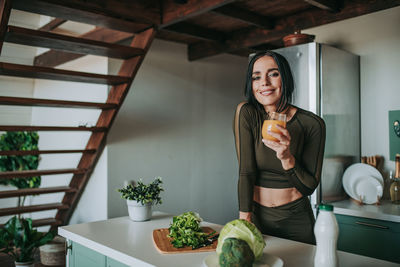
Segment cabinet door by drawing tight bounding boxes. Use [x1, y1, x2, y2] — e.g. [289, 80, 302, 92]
[69, 241, 106, 267]
[107, 257, 130, 267]
[336, 214, 400, 263]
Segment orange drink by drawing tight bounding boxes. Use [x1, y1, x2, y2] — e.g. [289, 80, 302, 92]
[262, 112, 287, 141]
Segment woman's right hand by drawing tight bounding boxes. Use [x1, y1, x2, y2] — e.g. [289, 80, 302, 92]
[239, 211, 252, 222]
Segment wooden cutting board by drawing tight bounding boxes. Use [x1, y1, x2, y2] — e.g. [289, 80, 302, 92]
[152, 227, 218, 254]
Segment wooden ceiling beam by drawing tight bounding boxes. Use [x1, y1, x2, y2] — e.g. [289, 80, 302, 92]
[33, 0, 234, 66]
[212, 5, 274, 29]
[161, 0, 235, 27]
[34, 27, 134, 67]
[163, 22, 225, 42]
[188, 0, 400, 60]
[12, 0, 157, 33]
[188, 28, 286, 61]
[304, 0, 340, 12]
[38, 18, 67, 32]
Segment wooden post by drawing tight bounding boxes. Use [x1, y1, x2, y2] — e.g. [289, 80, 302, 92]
[0, 0, 12, 54]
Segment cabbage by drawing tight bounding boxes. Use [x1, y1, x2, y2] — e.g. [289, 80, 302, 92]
[216, 219, 266, 259]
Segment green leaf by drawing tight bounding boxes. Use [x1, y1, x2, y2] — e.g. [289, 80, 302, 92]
[167, 212, 211, 249]
[0, 216, 54, 262]
[117, 177, 163, 205]
[0, 131, 41, 189]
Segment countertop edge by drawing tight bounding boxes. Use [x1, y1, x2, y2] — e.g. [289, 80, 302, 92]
[58, 227, 155, 267]
[332, 206, 400, 223]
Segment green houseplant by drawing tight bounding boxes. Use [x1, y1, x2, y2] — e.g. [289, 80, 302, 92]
[0, 216, 54, 267]
[0, 131, 41, 208]
[118, 177, 163, 221]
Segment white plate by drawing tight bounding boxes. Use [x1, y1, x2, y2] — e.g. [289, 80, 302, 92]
[203, 252, 284, 267]
[353, 175, 383, 204]
[342, 163, 383, 199]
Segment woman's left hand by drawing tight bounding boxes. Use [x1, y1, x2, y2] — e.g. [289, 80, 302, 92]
[262, 124, 295, 170]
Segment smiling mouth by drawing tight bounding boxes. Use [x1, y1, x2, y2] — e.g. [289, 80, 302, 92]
[260, 89, 275, 96]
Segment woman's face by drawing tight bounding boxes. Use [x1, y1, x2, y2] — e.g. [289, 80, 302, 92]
[252, 55, 282, 110]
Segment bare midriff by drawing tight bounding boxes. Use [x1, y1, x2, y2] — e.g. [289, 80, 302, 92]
[253, 185, 303, 207]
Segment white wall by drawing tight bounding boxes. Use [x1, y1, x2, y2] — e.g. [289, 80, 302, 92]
[0, 10, 39, 125]
[107, 39, 247, 224]
[304, 6, 400, 177]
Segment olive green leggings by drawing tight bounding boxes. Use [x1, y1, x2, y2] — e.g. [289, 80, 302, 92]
[252, 197, 316, 245]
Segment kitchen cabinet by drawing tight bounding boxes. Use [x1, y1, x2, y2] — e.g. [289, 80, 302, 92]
[336, 214, 400, 263]
[68, 241, 128, 267]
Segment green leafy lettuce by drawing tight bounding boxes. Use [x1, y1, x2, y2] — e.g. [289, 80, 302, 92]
[168, 212, 214, 249]
[216, 219, 266, 259]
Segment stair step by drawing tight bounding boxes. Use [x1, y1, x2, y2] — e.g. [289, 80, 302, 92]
[0, 186, 77, 198]
[0, 96, 118, 109]
[0, 168, 87, 179]
[0, 217, 62, 228]
[32, 217, 63, 227]
[35, 27, 134, 67]
[0, 149, 96, 156]
[0, 125, 107, 132]
[0, 203, 69, 216]
[0, 62, 130, 85]
[12, 0, 151, 34]
[5, 26, 145, 59]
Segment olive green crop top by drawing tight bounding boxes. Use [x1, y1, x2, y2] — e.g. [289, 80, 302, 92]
[233, 102, 326, 212]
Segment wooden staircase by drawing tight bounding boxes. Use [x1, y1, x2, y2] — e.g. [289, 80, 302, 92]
[0, 0, 156, 230]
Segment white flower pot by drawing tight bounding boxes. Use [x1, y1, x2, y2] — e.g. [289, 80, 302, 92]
[126, 200, 152, 221]
[15, 261, 34, 267]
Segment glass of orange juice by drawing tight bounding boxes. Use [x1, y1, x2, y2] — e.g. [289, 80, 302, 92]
[262, 112, 287, 142]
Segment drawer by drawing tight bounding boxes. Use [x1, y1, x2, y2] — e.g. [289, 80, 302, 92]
[336, 214, 400, 233]
[336, 214, 400, 263]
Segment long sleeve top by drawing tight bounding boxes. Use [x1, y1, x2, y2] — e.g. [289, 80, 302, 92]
[233, 102, 326, 212]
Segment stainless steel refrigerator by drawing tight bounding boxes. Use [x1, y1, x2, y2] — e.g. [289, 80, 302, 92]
[273, 43, 361, 212]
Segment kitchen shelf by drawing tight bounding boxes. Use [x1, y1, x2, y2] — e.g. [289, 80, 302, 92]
[330, 199, 400, 223]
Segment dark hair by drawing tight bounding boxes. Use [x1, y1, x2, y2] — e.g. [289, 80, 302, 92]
[244, 51, 294, 113]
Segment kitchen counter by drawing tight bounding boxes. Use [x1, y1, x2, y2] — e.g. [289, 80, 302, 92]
[331, 199, 400, 222]
[59, 212, 399, 267]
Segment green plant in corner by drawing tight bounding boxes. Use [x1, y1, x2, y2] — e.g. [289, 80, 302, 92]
[0, 131, 41, 207]
[0, 216, 54, 264]
[118, 177, 163, 205]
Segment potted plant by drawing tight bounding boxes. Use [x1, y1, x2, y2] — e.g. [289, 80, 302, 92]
[118, 177, 163, 221]
[0, 131, 41, 209]
[0, 216, 54, 267]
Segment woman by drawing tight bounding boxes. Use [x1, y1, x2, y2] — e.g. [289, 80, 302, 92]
[233, 51, 326, 244]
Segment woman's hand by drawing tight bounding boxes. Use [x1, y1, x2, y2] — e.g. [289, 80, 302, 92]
[239, 211, 252, 222]
[262, 124, 295, 170]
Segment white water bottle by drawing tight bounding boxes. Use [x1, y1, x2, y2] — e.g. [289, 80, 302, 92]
[314, 204, 339, 267]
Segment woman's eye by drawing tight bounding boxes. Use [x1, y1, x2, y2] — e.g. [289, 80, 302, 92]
[268, 72, 280, 78]
[252, 76, 260, 80]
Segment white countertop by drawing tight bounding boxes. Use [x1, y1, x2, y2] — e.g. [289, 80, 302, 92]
[331, 199, 400, 222]
[59, 212, 399, 267]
